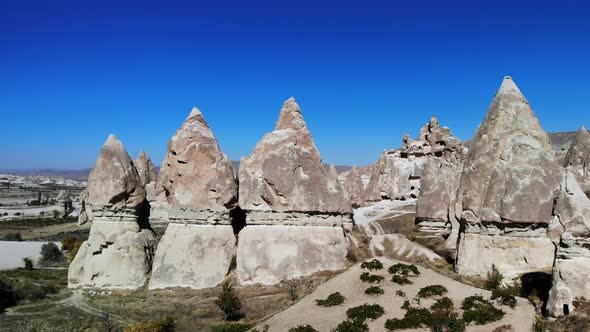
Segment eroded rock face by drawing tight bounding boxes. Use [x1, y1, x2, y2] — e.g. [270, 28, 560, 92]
[68, 135, 156, 290]
[547, 171, 590, 317]
[135, 150, 158, 187]
[237, 98, 351, 285]
[455, 77, 562, 278]
[563, 126, 590, 197]
[148, 107, 239, 289]
[239, 97, 351, 217]
[340, 166, 365, 208]
[237, 225, 347, 285]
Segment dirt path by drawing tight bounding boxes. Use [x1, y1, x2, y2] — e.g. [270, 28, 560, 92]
[260, 257, 536, 332]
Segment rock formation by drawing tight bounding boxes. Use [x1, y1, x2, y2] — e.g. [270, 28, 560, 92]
[68, 135, 156, 289]
[547, 171, 590, 316]
[55, 190, 73, 218]
[148, 107, 238, 290]
[414, 116, 466, 254]
[340, 165, 365, 207]
[237, 97, 352, 285]
[562, 126, 590, 197]
[134, 150, 158, 187]
[454, 77, 561, 279]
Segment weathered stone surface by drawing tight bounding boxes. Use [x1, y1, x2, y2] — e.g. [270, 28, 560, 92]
[156, 107, 238, 214]
[237, 225, 348, 285]
[238, 98, 351, 215]
[149, 224, 236, 289]
[455, 77, 562, 278]
[563, 126, 590, 197]
[69, 135, 156, 289]
[547, 171, 590, 317]
[340, 166, 364, 207]
[135, 150, 158, 187]
[56, 190, 73, 218]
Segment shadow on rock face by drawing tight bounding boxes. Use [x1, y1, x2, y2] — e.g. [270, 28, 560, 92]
[520, 272, 552, 317]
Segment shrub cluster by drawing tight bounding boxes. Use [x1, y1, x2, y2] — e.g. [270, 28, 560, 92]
[491, 288, 517, 308]
[346, 304, 385, 322]
[365, 286, 384, 296]
[385, 307, 432, 330]
[417, 285, 448, 298]
[461, 295, 505, 325]
[288, 325, 318, 332]
[361, 259, 384, 271]
[40, 242, 65, 264]
[395, 290, 406, 297]
[334, 319, 368, 332]
[124, 316, 175, 332]
[388, 263, 420, 276]
[485, 265, 503, 290]
[386, 297, 465, 331]
[360, 272, 384, 284]
[391, 275, 412, 285]
[215, 282, 243, 321]
[485, 265, 519, 308]
[315, 292, 345, 307]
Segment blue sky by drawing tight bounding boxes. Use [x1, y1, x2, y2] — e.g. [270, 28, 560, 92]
[1, 0, 589, 169]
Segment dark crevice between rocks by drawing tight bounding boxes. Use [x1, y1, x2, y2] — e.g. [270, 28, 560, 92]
[137, 199, 154, 233]
[231, 206, 246, 236]
[520, 272, 552, 317]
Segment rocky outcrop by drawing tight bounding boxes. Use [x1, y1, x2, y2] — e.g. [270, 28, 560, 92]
[135, 150, 158, 187]
[68, 135, 156, 289]
[55, 190, 73, 218]
[547, 171, 590, 317]
[237, 97, 351, 285]
[149, 107, 238, 290]
[414, 116, 466, 255]
[562, 126, 590, 197]
[340, 165, 364, 208]
[454, 77, 561, 278]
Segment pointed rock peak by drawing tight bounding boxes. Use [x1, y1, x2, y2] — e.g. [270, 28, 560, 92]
[576, 125, 589, 137]
[276, 97, 307, 131]
[174, 106, 215, 141]
[189, 106, 203, 118]
[497, 76, 524, 97]
[429, 114, 440, 129]
[102, 134, 128, 155]
[136, 150, 150, 161]
[329, 163, 338, 174]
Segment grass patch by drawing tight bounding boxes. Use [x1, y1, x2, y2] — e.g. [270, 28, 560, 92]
[315, 292, 345, 307]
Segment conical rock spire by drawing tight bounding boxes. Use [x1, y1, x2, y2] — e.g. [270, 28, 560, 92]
[135, 150, 158, 187]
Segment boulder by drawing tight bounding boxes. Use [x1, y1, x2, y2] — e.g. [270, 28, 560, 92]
[68, 135, 156, 289]
[148, 107, 238, 290]
[237, 98, 351, 285]
[547, 171, 590, 317]
[455, 77, 562, 278]
[135, 150, 158, 187]
[563, 126, 590, 197]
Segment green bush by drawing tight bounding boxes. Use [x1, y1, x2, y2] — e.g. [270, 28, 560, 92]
[385, 307, 432, 330]
[315, 292, 345, 307]
[365, 286, 384, 296]
[491, 288, 517, 308]
[401, 300, 411, 310]
[485, 265, 503, 290]
[461, 295, 505, 325]
[0, 279, 17, 312]
[360, 272, 384, 284]
[346, 304, 385, 322]
[361, 259, 384, 271]
[430, 311, 465, 332]
[417, 285, 448, 298]
[23, 257, 34, 270]
[431, 297, 454, 313]
[288, 325, 319, 332]
[215, 282, 242, 321]
[70, 241, 82, 261]
[392, 275, 412, 285]
[388, 263, 420, 276]
[40, 242, 64, 264]
[396, 290, 406, 297]
[210, 323, 252, 332]
[334, 320, 368, 332]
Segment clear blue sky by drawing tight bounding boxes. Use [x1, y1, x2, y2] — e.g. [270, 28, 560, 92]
[1, 0, 589, 169]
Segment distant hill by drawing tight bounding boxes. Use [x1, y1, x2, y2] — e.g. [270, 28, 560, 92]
[5, 131, 578, 181]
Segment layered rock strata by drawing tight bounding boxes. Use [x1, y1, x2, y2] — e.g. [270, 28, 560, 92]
[547, 171, 590, 317]
[68, 135, 156, 289]
[454, 77, 561, 278]
[148, 107, 238, 290]
[237, 97, 352, 285]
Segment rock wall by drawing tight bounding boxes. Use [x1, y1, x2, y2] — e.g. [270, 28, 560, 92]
[237, 98, 351, 285]
[68, 135, 156, 289]
[454, 77, 562, 278]
[148, 107, 238, 290]
[562, 126, 590, 197]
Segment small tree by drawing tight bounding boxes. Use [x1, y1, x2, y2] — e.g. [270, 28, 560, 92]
[40, 242, 64, 264]
[23, 257, 34, 270]
[486, 265, 503, 290]
[215, 282, 242, 321]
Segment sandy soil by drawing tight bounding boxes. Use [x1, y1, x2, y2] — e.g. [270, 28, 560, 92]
[261, 257, 536, 332]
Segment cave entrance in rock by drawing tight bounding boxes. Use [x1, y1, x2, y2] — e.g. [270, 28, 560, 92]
[520, 271, 552, 317]
[563, 304, 570, 315]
